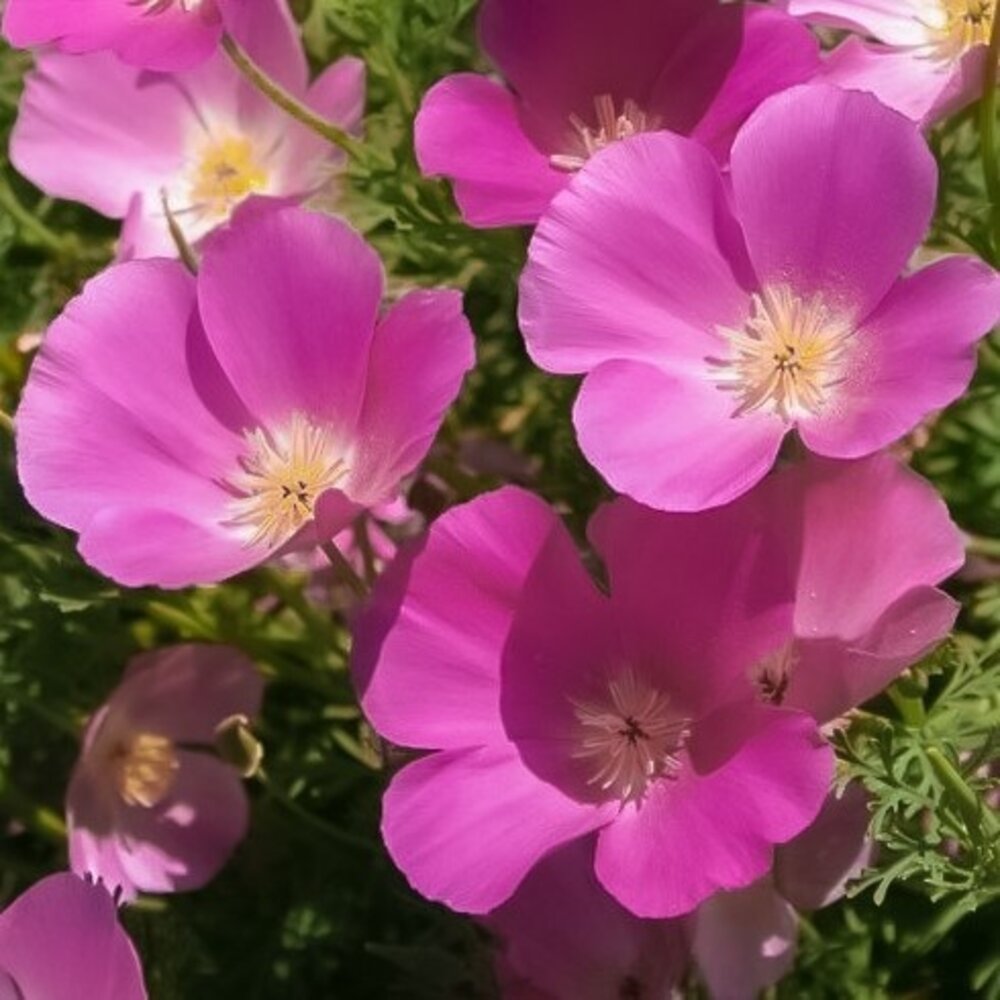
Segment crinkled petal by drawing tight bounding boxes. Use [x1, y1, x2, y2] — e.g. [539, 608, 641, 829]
[353, 488, 563, 750]
[382, 743, 612, 913]
[785, 0, 941, 45]
[730, 84, 936, 322]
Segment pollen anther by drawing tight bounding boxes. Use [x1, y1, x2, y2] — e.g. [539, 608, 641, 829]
[551, 95, 661, 172]
[710, 286, 853, 421]
[571, 669, 690, 805]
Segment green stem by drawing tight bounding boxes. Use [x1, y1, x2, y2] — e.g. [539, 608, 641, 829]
[321, 542, 368, 600]
[222, 35, 364, 160]
[0, 409, 14, 435]
[160, 191, 199, 274]
[887, 684, 926, 727]
[927, 746, 1000, 838]
[257, 771, 373, 851]
[980, 0, 1000, 258]
[0, 176, 70, 254]
[967, 532, 1000, 559]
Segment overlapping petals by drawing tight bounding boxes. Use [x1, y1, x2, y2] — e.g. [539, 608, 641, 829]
[15, 203, 474, 587]
[415, 0, 819, 227]
[520, 84, 1000, 511]
[11, 0, 365, 257]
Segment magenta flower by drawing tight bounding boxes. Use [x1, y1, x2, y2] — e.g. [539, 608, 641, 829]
[489, 785, 871, 999]
[520, 84, 1000, 511]
[16, 203, 473, 588]
[3, 0, 238, 71]
[67, 644, 263, 900]
[787, 0, 992, 125]
[0, 873, 146, 999]
[11, 0, 364, 259]
[354, 483, 844, 918]
[414, 0, 819, 228]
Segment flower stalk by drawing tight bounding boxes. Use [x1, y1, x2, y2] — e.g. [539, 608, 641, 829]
[980, 0, 1000, 258]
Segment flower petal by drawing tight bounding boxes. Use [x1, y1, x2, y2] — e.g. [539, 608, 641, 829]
[520, 132, 752, 375]
[353, 487, 563, 750]
[730, 84, 936, 321]
[594, 702, 832, 917]
[574, 360, 784, 511]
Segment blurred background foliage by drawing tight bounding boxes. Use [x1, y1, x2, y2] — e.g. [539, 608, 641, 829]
[0, 0, 998, 996]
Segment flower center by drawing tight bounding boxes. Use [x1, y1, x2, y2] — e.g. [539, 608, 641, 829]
[709, 286, 853, 421]
[224, 413, 348, 549]
[571, 669, 690, 805]
[929, 0, 993, 59]
[188, 135, 268, 220]
[109, 732, 179, 809]
[752, 644, 797, 706]
[550, 95, 661, 172]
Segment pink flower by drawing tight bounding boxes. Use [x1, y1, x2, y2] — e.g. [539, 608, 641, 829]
[414, 0, 819, 228]
[3, 0, 238, 71]
[488, 784, 872, 1000]
[354, 480, 849, 918]
[519, 84, 1000, 511]
[67, 644, 263, 900]
[16, 203, 474, 588]
[0, 873, 146, 999]
[11, 0, 364, 259]
[787, 0, 992, 125]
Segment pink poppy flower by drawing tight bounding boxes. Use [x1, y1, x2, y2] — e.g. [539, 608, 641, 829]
[488, 784, 872, 999]
[11, 0, 364, 259]
[67, 644, 263, 900]
[0, 873, 146, 999]
[16, 203, 474, 588]
[354, 483, 843, 918]
[414, 0, 820, 228]
[520, 84, 1000, 511]
[786, 0, 992, 125]
[3, 0, 238, 72]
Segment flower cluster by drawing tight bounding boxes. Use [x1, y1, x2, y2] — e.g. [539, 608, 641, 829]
[1, 0, 998, 995]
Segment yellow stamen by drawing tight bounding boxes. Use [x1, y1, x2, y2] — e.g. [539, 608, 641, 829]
[928, 0, 993, 59]
[710, 286, 853, 422]
[110, 732, 179, 809]
[225, 413, 348, 549]
[189, 135, 267, 220]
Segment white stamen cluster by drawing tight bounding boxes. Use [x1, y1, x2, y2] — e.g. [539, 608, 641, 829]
[571, 669, 690, 805]
[710, 286, 853, 421]
[225, 412, 348, 549]
[550, 94, 661, 172]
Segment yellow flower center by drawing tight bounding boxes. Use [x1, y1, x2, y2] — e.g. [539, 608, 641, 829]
[710, 286, 853, 422]
[110, 732, 179, 809]
[550, 94, 661, 172]
[189, 135, 268, 220]
[931, 0, 993, 59]
[225, 413, 348, 549]
[571, 669, 690, 805]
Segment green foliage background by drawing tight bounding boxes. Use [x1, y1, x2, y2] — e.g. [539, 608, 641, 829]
[0, 1, 998, 996]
